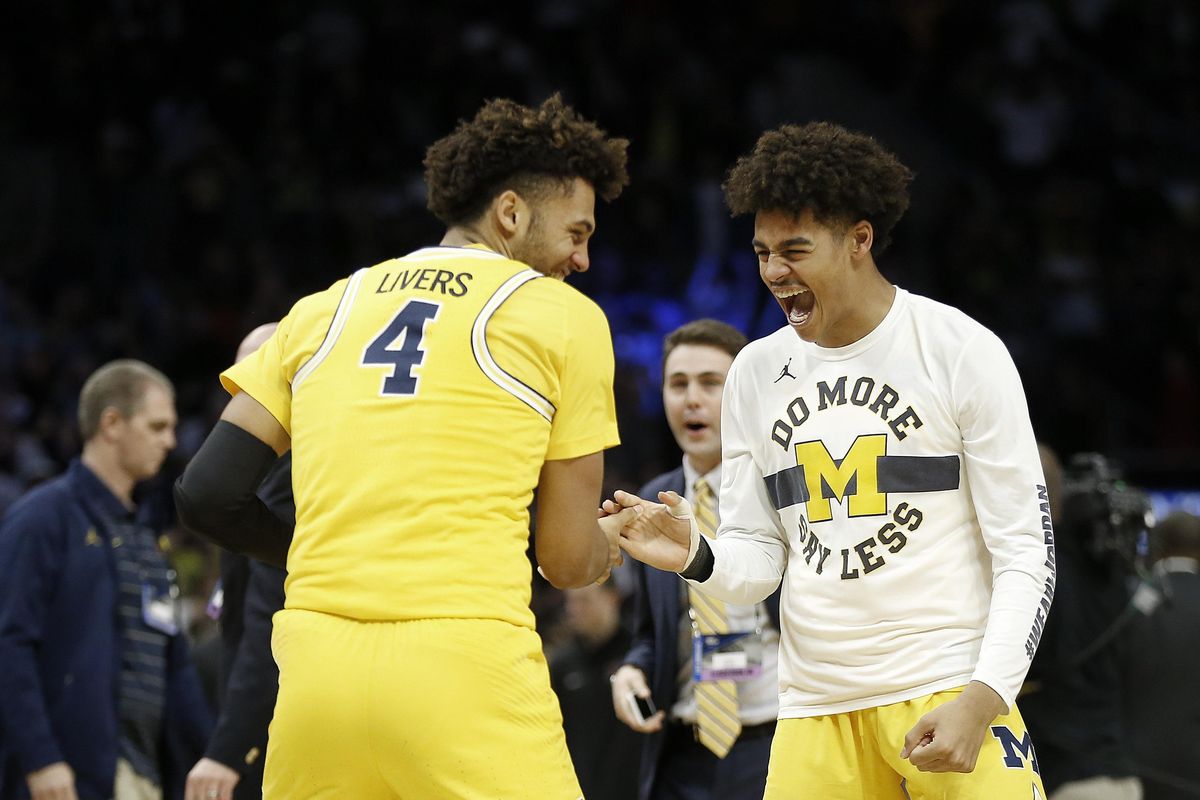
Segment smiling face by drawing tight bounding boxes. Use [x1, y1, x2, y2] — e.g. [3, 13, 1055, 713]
[754, 208, 885, 348]
[511, 176, 597, 281]
[663, 343, 734, 475]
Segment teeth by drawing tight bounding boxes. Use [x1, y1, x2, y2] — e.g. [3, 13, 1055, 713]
[773, 287, 810, 298]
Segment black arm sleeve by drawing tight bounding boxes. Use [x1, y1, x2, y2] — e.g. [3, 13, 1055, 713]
[679, 535, 715, 582]
[174, 421, 293, 568]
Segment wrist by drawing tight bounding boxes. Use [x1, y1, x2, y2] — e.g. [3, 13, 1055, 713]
[613, 664, 641, 681]
[961, 680, 1007, 721]
[680, 536, 714, 581]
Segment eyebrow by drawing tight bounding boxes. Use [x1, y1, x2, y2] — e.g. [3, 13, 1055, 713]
[751, 236, 813, 249]
[667, 370, 726, 380]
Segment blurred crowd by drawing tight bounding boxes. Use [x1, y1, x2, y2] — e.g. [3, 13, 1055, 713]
[3, 0, 1199, 510]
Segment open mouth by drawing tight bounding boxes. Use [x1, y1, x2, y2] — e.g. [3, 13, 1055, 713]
[685, 421, 708, 433]
[774, 286, 814, 326]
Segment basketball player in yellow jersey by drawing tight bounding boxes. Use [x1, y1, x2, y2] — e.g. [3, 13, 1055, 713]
[175, 95, 638, 800]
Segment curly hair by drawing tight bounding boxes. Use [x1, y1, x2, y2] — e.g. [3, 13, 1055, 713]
[722, 122, 914, 255]
[424, 94, 630, 226]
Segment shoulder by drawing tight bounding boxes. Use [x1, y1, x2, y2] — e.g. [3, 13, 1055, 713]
[898, 291, 1021, 376]
[293, 272, 357, 315]
[903, 291, 997, 344]
[512, 277, 612, 349]
[271, 274, 357, 345]
[740, 326, 796, 359]
[722, 326, 795, 389]
[519, 273, 605, 314]
[0, 474, 75, 543]
[3, 474, 73, 522]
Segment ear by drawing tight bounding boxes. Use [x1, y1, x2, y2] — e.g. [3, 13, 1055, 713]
[492, 189, 529, 239]
[96, 407, 126, 441]
[848, 221, 874, 259]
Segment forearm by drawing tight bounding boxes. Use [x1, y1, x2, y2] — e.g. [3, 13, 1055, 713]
[174, 421, 293, 568]
[971, 566, 1053, 710]
[0, 645, 63, 774]
[967, 478, 1056, 708]
[537, 521, 609, 588]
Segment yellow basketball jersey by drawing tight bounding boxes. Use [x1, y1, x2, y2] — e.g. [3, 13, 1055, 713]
[221, 245, 619, 627]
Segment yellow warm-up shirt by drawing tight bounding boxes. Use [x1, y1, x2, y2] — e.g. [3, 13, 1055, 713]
[220, 245, 619, 628]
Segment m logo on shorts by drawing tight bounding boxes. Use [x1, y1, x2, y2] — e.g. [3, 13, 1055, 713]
[990, 725, 1040, 775]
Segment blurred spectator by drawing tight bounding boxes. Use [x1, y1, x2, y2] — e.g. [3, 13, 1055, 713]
[2, 2, 1199, 511]
[548, 580, 641, 800]
[1022, 448, 1144, 799]
[0, 360, 212, 800]
[1121, 511, 1200, 799]
[612, 319, 779, 800]
[185, 325, 289, 800]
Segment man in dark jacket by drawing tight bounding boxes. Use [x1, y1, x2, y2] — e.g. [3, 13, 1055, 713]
[549, 579, 641, 800]
[185, 324, 290, 800]
[611, 320, 781, 800]
[1122, 511, 1200, 800]
[0, 360, 212, 800]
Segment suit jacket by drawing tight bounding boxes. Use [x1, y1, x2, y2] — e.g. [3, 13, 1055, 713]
[621, 466, 782, 800]
[204, 455, 292, 800]
[0, 460, 212, 800]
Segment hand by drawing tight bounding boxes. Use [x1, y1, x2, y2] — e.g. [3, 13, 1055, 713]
[610, 665, 665, 733]
[900, 681, 1007, 773]
[593, 505, 636, 583]
[26, 762, 77, 800]
[608, 489, 695, 573]
[185, 757, 241, 800]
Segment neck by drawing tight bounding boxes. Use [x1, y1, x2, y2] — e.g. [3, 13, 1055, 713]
[685, 453, 720, 477]
[821, 270, 896, 348]
[81, 443, 135, 509]
[440, 225, 513, 259]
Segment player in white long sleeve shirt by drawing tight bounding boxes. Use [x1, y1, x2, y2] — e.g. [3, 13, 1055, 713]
[613, 122, 1054, 800]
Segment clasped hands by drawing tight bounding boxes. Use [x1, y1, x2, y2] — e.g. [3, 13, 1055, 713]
[599, 489, 699, 576]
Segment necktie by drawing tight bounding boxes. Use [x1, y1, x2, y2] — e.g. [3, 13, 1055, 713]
[688, 478, 741, 757]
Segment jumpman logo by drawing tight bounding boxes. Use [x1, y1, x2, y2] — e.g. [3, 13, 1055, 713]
[774, 358, 796, 383]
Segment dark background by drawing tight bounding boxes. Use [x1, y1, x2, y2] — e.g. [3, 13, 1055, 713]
[2, 0, 1198, 526]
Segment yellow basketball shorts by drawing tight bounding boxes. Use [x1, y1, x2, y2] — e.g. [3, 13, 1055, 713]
[263, 609, 582, 800]
[764, 687, 1046, 800]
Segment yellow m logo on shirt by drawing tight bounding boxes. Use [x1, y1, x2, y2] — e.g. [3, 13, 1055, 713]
[794, 434, 888, 522]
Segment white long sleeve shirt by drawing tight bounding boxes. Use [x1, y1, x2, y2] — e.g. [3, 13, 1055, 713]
[695, 288, 1056, 718]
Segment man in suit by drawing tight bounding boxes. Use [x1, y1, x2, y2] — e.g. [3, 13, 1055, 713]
[1122, 510, 1200, 800]
[549, 579, 641, 800]
[1021, 448, 1143, 800]
[186, 325, 290, 800]
[611, 319, 781, 800]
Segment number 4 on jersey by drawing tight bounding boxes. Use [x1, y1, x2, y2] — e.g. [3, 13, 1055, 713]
[362, 300, 441, 395]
